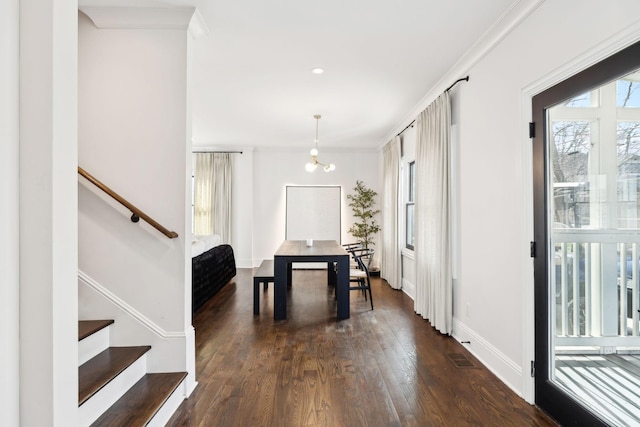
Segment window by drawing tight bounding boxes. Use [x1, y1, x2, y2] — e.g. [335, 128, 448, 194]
[192, 152, 233, 242]
[550, 71, 640, 229]
[617, 78, 640, 107]
[406, 161, 415, 250]
[191, 172, 195, 233]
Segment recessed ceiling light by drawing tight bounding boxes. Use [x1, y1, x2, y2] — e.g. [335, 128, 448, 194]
[311, 67, 324, 74]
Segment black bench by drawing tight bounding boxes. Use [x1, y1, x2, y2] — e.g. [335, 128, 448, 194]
[253, 259, 274, 315]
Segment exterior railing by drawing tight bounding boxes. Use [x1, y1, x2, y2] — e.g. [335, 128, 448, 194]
[553, 229, 640, 348]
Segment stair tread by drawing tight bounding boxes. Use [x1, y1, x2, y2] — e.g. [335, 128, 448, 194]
[79, 320, 114, 341]
[79, 346, 151, 406]
[90, 372, 187, 427]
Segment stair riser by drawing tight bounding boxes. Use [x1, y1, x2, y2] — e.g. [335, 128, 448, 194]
[79, 355, 147, 427]
[78, 327, 110, 366]
[146, 379, 186, 427]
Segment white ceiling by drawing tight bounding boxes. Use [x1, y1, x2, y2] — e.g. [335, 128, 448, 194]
[81, 0, 521, 150]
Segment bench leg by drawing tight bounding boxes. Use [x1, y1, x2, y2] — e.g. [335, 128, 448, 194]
[253, 277, 260, 315]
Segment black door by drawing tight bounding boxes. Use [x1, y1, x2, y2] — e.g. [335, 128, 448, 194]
[533, 40, 640, 426]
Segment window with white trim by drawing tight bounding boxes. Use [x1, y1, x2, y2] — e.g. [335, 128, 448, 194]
[406, 160, 415, 250]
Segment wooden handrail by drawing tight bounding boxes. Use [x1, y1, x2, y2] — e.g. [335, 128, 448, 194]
[78, 166, 179, 239]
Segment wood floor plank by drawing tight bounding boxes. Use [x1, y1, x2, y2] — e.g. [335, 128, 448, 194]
[168, 269, 557, 426]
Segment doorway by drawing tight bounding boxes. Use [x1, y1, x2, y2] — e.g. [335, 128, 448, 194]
[533, 40, 640, 426]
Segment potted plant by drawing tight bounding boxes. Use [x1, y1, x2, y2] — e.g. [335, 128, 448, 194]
[347, 180, 381, 251]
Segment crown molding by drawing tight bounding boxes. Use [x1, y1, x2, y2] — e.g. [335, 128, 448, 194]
[79, 6, 209, 38]
[382, 0, 545, 147]
[188, 8, 209, 39]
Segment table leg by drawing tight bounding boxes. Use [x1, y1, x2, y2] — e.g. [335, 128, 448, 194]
[327, 262, 337, 286]
[336, 256, 350, 319]
[253, 277, 260, 315]
[274, 257, 288, 320]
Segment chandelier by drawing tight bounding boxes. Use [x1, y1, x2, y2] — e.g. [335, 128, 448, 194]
[305, 115, 335, 172]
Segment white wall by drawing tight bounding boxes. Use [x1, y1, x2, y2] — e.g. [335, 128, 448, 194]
[454, 0, 640, 398]
[0, 0, 20, 424]
[77, 9, 194, 384]
[394, 0, 640, 402]
[250, 147, 379, 265]
[19, 0, 79, 425]
[230, 150, 255, 267]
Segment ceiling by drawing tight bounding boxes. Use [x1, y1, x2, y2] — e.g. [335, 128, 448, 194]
[81, 0, 521, 150]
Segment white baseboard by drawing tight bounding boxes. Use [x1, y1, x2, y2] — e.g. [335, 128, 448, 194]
[401, 278, 415, 300]
[148, 377, 189, 427]
[452, 318, 525, 398]
[236, 259, 254, 269]
[184, 326, 197, 396]
[186, 378, 198, 398]
[78, 270, 185, 339]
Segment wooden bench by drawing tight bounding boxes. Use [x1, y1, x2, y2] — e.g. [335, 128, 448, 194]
[253, 259, 274, 315]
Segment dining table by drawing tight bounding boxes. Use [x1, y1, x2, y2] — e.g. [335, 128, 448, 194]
[273, 240, 350, 320]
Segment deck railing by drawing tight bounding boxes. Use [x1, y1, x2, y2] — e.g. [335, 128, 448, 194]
[553, 230, 640, 348]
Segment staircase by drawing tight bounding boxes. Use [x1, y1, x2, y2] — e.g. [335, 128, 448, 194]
[78, 320, 187, 426]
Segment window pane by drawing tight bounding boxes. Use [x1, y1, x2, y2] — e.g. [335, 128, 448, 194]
[406, 161, 415, 249]
[616, 78, 640, 108]
[617, 121, 640, 159]
[406, 203, 414, 249]
[563, 92, 591, 108]
[408, 161, 415, 202]
[551, 121, 591, 228]
[617, 121, 640, 228]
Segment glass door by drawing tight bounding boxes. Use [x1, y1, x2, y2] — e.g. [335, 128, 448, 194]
[533, 41, 640, 427]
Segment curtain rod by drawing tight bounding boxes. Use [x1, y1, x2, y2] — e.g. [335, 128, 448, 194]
[192, 150, 243, 154]
[445, 75, 469, 92]
[396, 75, 470, 137]
[396, 120, 416, 137]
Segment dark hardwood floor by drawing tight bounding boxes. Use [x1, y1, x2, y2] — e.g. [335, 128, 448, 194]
[168, 268, 557, 426]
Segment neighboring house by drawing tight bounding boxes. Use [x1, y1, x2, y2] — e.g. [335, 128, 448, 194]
[3, 1, 640, 425]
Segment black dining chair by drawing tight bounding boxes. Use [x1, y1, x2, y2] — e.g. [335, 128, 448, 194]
[342, 243, 362, 269]
[349, 248, 374, 310]
[342, 242, 362, 252]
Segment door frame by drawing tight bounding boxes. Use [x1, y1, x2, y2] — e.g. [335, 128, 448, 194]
[532, 39, 640, 426]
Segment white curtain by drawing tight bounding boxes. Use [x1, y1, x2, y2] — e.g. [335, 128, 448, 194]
[414, 92, 452, 334]
[381, 136, 402, 289]
[193, 152, 232, 243]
